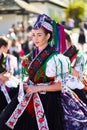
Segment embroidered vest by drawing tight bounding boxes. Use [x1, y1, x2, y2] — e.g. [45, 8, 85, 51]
[26, 45, 56, 115]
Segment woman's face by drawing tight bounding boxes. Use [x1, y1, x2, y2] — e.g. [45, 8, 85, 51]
[32, 28, 50, 50]
[0, 45, 8, 53]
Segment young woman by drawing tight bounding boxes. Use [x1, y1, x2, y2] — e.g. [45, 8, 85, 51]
[0, 14, 87, 130]
[78, 23, 86, 51]
[64, 32, 87, 105]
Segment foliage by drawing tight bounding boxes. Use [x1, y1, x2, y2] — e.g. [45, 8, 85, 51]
[64, 0, 85, 24]
[50, 14, 61, 23]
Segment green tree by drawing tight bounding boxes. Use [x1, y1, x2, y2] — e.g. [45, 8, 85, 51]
[65, 0, 85, 27]
[50, 14, 61, 23]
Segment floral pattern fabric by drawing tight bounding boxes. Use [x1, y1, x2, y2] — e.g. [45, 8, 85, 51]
[62, 86, 87, 130]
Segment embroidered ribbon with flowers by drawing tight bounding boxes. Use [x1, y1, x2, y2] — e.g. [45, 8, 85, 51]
[0, 53, 11, 104]
[6, 45, 56, 130]
[6, 87, 49, 130]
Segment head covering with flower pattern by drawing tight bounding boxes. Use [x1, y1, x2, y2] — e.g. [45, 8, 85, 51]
[33, 14, 53, 32]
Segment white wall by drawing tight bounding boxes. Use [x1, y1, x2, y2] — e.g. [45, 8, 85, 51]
[0, 1, 66, 35]
[0, 14, 23, 35]
[29, 2, 65, 18]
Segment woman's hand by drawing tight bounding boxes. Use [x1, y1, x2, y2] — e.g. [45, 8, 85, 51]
[23, 83, 39, 94]
[23, 80, 62, 94]
[0, 72, 10, 84]
[72, 68, 80, 79]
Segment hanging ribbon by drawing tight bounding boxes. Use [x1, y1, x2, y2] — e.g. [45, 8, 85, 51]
[17, 79, 24, 103]
[6, 84, 49, 130]
[52, 21, 66, 53]
[5, 93, 32, 129]
[34, 93, 49, 130]
[52, 20, 58, 48]
[59, 24, 66, 53]
[0, 85, 11, 104]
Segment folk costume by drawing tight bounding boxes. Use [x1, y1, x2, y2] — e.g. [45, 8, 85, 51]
[71, 50, 87, 105]
[64, 37, 87, 105]
[45, 47, 87, 129]
[0, 45, 65, 130]
[0, 53, 10, 113]
[0, 53, 19, 113]
[0, 14, 87, 130]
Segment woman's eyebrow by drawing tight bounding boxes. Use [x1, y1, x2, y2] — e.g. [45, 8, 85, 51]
[33, 32, 42, 35]
[37, 32, 42, 35]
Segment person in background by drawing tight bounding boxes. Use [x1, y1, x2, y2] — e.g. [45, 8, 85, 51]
[22, 32, 33, 55]
[84, 18, 87, 30]
[27, 20, 32, 33]
[65, 18, 75, 30]
[9, 39, 20, 76]
[78, 23, 86, 51]
[0, 36, 19, 113]
[14, 33, 24, 76]
[65, 32, 87, 105]
[0, 14, 87, 130]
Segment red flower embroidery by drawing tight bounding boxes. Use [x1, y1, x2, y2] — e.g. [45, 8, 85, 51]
[29, 69, 34, 74]
[35, 102, 40, 108]
[25, 96, 29, 101]
[9, 121, 14, 126]
[41, 52, 46, 57]
[34, 60, 39, 66]
[17, 109, 22, 114]
[40, 126, 48, 130]
[39, 118, 44, 123]
[22, 58, 29, 67]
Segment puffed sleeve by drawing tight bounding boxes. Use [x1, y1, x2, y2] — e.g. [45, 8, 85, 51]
[46, 56, 56, 78]
[75, 51, 85, 72]
[46, 54, 70, 82]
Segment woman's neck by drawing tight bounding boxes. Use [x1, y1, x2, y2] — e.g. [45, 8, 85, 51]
[38, 43, 48, 52]
[0, 52, 2, 56]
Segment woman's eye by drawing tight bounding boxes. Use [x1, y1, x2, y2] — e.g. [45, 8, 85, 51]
[38, 35, 41, 36]
[32, 34, 35, 37]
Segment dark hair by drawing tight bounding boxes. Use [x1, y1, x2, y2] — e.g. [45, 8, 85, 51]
[0, 37, 8, 48]
[11, 39, 16, 47]
[65, 32, 72, 44]
[41, 27, 53, 42]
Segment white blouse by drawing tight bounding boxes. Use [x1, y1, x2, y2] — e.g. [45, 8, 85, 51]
[46, 53, 84, 90]
[46, 53, 70, 82]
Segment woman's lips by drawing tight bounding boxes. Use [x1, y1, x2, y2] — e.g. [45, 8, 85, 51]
[35, 42, 39, 45]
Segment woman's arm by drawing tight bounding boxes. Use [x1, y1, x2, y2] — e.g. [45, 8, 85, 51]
[23, 81, 62, 94]
[72, 68, 80, 79]
[0, 72, 9, 84]
[72, 52, 85, 79]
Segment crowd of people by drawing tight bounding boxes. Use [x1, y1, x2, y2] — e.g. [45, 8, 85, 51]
[0, 14, 87, 130]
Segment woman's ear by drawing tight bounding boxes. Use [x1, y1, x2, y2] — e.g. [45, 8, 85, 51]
[47, 33, 50, 41]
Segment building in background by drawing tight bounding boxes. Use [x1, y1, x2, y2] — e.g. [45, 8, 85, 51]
[0, 0, 68, 35]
